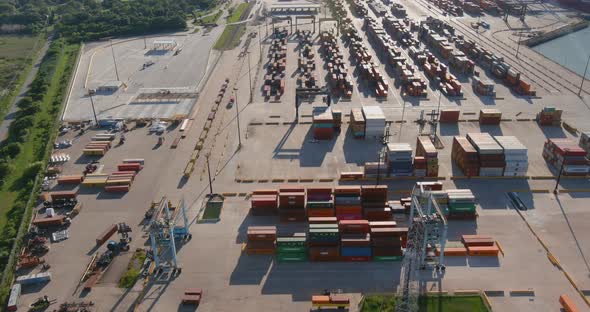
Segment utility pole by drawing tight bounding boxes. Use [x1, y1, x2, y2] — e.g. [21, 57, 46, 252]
[265, 16, 269, 37]
[515, 31, 523, 59]
[88, 90, 98, 126]
[206, 154, 213, 195]
[578, 53, 590, 96]
[110, 40, 120, 81]
[247, 52, 253, 103]
[234, 88, 242, 149]
[399, 100, 406, 142]
[144, 37, 147, 49]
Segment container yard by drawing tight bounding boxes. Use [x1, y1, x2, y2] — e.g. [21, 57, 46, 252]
[6, 0, 590, 310]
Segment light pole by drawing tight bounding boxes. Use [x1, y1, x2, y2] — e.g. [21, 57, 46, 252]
[206, 154, 213, 195]
[578, 53, 590, 96]
[247, 52, 253, 103]
[110, 40, 120, 81]
[234, 88, 242, 149]
[88, 90, 98, 126]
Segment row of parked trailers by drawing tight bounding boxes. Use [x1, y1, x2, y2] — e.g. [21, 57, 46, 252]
[320, 31, 354, 98]
[263, 29, 288, 101]
[452, 133, 529, 177]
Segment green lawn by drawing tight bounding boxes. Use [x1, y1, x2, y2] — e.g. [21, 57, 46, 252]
[199, 10, 222, 25]
[361, 295, 489, 312]
[227, 3, 249, 24]
[0, 35, 44, 122]
[214, 2, 253, 50]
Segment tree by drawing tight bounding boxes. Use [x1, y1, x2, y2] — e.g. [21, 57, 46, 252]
[3, 143, 21, 159]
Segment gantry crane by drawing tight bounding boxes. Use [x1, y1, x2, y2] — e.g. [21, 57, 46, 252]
[396, 182, 448, 312]
[148, 196, 191, 276]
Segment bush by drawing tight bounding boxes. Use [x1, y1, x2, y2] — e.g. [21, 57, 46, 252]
[3, 143, 21, 159]
[22, 162, 43, 181]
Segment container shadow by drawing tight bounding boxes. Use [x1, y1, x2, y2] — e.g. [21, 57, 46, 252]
[299, 126, 337, 167]
[261, 261, 402, 301]
[478, 124, 503, 136]
[342, 129, 383, 165]
[539, 124, 567, 139]
[439, 123, 460, 137]
[229, 253, 273, 286]
[467, 256, 500, 267]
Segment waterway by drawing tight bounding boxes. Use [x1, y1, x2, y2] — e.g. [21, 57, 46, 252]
[532, 26, 590, 78]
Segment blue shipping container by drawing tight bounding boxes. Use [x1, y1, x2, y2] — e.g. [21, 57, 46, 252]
[16, 272, 51, 285]
[341, 247, 372, 257]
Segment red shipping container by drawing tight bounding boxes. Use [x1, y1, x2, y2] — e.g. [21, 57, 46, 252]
[308, 216, 338, 224]
[339, 220, 370, 233]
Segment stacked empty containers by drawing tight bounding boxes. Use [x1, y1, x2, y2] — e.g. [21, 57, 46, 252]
[350, 108, 366, 138]
[461, 235, 499, 256]
[313, 109, 335, 140]
[494, 136, 528, 176]
[370, 221, 406, 261]
[439, 109, 460, 123]
[307, 187, 334, 218]
[250, 189, 278, 215]
[386, 143, 413, 176]
[279, 186, 306, 222]
[334, 186, 362, 220]
[447, 189, 477, 220]
[276, 233, 307, 262]
[247, 226, 276, 255]
[309, 222, 340, 261]
[339, 220, 371, 261]
[452, 136, 479, 176]
[362, 106, 386, 138]
[543, 139, 589, 176]
[416, 136, 439, 177]
[467, 133, 505, 177]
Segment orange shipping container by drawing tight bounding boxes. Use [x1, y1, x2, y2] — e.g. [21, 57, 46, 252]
[467, 244, 499, 256]
[559, 294, 579, 312]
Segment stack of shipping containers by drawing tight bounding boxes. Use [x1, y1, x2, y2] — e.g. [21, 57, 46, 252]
[413, 156, 427, 177]
[536, 107, 562, 126]
[309, 223, 340, 261]
[276, 233, 307, 262]
[479, 109, 502, 125]
[452, 136, 479, 176]
[439, 109, 460, 123]
[339, 220, 372, 261]
[386, 143, 413, 176]
[350, 108, 366, 138]
[250, 189, 278, 215]
[312, 109, 335, 140]
[334, 186, 362, 220]
[279, 186, 306, 222]
[247, 226, 277, 255]
[361, 185, 388, 219]
[362, 106, 386, 137]
[447, 189, 477, 220]
[494, 136, 528, 176]
[416, 136, 439, 177]
[370, 222, 406, 261]
[543, 139, 589, 176]
[306, 187, 334, 218]
[467, 133, 505, 177]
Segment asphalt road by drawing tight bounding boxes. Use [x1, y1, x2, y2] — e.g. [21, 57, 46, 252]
[0, 36, 52, 142]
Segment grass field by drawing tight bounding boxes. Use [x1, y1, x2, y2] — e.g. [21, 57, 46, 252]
[227, 3, 249, 24]
[214, 2, 253, 50]
[199, 10, 223, 25]
[361, 295, 489, 312]
[0, 35, 43, 121]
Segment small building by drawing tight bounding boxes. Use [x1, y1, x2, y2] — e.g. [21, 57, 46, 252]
[153, 39, 177, 51]
[97, 81, 124, 93]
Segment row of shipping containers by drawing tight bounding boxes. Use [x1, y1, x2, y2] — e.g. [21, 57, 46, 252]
[263, 30, 288, 100]
[543, 138, 590, 176]
[452, 133, 529, 177]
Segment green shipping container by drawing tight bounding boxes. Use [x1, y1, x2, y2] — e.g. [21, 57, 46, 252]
[277, 246, 307, 253]
[276, 237, 306, 248]
[276, 253, 308, 262]
[373, 256, 404, 261]
[307, 201, 334, 208]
